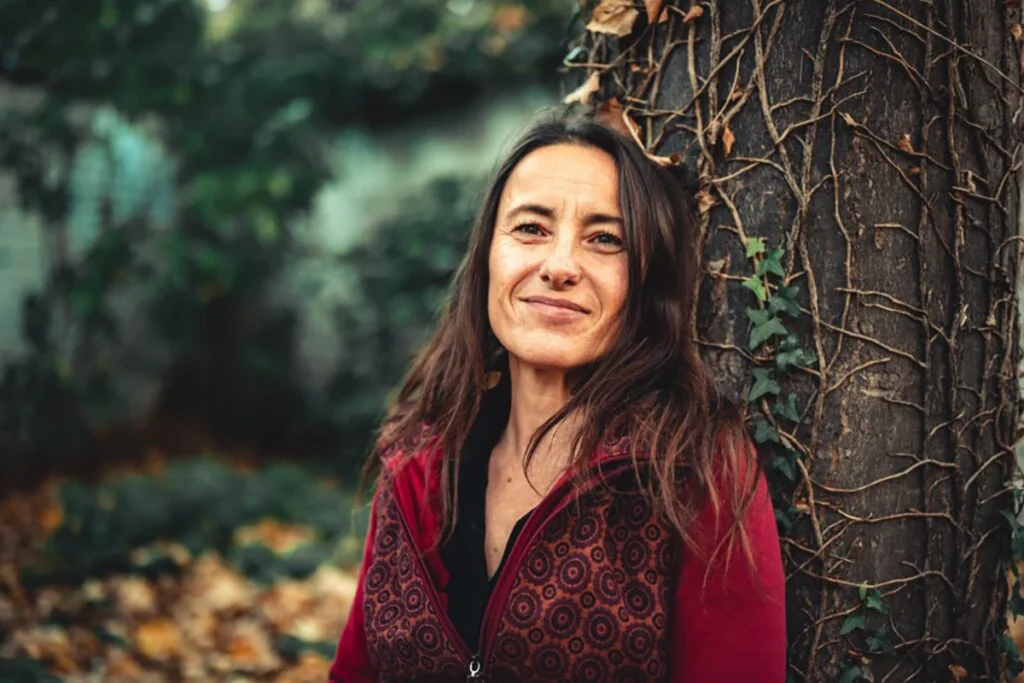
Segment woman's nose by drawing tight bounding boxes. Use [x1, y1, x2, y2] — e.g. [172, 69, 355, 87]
[538, 237, 581, 288]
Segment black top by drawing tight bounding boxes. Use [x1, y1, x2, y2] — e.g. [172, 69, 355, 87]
[439, 391, 532, 653]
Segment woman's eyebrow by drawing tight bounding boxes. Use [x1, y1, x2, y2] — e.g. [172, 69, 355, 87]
[505, 203, 623, 227]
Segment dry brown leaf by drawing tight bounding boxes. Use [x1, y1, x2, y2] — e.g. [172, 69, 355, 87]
[278, 651, 331, 683]
[683, 4, 704, 23]
[695, 188, 717, 214]
[106, 649, 146, 680]
[1012, 24, 1023, 42]
[897, 133, 914, 154]
[135, 618, 182, 662]
[586, 0, 640, 36]
[722, 125, 735, 156]
[222, 620, 280, 673]
[644, 0, 669, 23]
[493, 5, 529, 33]
[185, 554, 251, 612]
[113, 576, 158, 616]
[260, 581, 315, 633]
[948, 664, 967, 681]
[595, 97, 631, 138]
[563, 71, 601, 106]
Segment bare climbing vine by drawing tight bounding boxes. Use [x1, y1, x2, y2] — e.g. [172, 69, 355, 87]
[566, 0, 1023, 680]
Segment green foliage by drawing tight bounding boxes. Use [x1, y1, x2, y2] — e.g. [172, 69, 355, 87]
[326, 175, 478, 469]
[30, 458, 368, 586]
[0, 658, 63, 683]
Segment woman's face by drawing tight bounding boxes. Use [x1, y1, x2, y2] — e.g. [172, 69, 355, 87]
[487, 143, 628, 373]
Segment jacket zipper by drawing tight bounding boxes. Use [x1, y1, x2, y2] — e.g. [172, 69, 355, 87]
[393, 457, 633, 681]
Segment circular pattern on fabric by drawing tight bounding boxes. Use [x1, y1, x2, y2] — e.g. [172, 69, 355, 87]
[378, 589, 391, 603]
[584, 608, 619, 648]
[589, 546, 606, 563]
[645, 569, 658, 584]
[554, 541, 570, 558]
[542, 585, 557, 600]
[509, 590, 540, 627]
[367, 565, 387, 591]
[609, 649, 624, 666]
[524, 546, 555, 584]
[568, 636, 584, 654]
[398, 552, 412, 578]
[518, 666, 534, 679]
[658, 544, 674, 573]
[647, 658, 664, 676]
[581, 591, 596, 609]
[532, 644, 568, 678]
[613, 525, 630, 543]
[644, 523, 661, 541]
[496, 633, 527, 661]
[394, 638, 415, 663]
[624, 624, 655, 660]
[572, 656, 607, 683]
[558, 555, 591, 593]
[573, 515, 600, 545]
[548, 598, 580, 636]
[623, 539, 650, 573]
[414, 623, 443, 654]
[404, 585, 424, 613]
[441, 662, 464, 678]
[595, 567, 620, 604]
[545, 511, 569, 539]
[378, 527, 399, 552]
[653, 612, 666, 629]
[377, 604, 401, 628]
[528, 628, 544, 644]
[624, 498, 651, 529]
[623, 582, 655, 619]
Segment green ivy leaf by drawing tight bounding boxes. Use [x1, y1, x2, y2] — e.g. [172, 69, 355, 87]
[774, 507, 794, 531]
[753, 419, 780, 444]
[745, 236, 765, 258]
[837, 664, 868, 683]
[756, 247, 786, 277]
[749, 368, 781, 402]
[773, 394, 800, 422]
[771, 454, 797, 481]
[742, 276, 767, 302]
[1000, 633, 1024, 677]
[864, 589, 886, 614]
[858, 583, 868, 601]
[865, 626, 894, 653]
[746, 308, 771, 326]
[768, 286, 802, 317]
[840, 612, 866, 636]
[776, 347, 813, 371]
[749, 314, 788, 351]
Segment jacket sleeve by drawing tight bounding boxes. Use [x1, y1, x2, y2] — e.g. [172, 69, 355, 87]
[670, 468, 787, 683]
[329, 491, 382, 683]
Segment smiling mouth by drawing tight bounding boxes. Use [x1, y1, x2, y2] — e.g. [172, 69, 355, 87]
[521, 296, 589, 314]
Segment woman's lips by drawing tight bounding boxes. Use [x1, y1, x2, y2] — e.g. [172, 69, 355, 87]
[521, 296, 589, 320]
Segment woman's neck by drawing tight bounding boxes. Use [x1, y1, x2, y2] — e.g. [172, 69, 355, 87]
[498, 357, 579, 474]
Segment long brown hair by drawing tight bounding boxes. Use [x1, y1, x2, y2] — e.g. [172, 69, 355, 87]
[365, 108, 760, 563]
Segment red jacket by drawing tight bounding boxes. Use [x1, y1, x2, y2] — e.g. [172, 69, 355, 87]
[330, 427, 786, 682]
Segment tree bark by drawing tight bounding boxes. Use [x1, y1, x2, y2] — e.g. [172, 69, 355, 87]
[568, 0, 1022, 679]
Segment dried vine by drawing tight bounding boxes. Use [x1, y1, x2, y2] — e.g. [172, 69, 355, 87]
[565, 0, 1022, 680]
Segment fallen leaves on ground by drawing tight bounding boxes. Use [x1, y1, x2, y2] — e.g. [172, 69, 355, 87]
[0, 464, 362, 682]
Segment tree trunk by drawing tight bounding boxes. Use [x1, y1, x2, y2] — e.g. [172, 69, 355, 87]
[568, 1, 1022, 679]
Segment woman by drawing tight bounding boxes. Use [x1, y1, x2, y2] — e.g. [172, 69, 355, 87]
[330, 111, 786, 682]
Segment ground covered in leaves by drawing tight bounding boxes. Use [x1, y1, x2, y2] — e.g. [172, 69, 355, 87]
[0, 458, 368, 682]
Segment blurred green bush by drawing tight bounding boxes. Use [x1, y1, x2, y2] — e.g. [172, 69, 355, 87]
[0, 0, 575, 475]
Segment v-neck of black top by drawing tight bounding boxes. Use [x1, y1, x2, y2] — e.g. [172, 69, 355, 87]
[439, 391, 533, 653]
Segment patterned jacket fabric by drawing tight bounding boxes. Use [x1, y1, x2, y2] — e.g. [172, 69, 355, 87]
[329, 427, 787, 683]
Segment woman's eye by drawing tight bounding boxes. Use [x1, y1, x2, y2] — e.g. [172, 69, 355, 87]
[592, 232, 624, 248]
[512, 222, 544, 236]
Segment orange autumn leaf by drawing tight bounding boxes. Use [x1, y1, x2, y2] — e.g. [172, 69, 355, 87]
[897, 133, 914, 154]
[722, 124, 736, 156]
[134, 618, 182, 661]
[586, 0, 639, 36]
[645, 0, 668, 24]
[1012, 24, 1023, 42]
[563, 71, 601, 105]
[492, 5, 529, 34]
[683, 4, 704, 23]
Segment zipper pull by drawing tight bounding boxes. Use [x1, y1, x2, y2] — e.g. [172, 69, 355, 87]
[466, 653, 485, 682]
